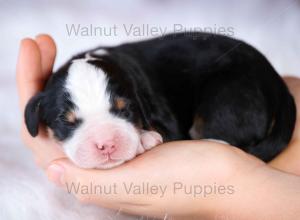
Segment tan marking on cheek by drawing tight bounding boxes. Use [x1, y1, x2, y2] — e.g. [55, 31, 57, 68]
[115, 98, 126, 110]
[65, 111, 77, 123]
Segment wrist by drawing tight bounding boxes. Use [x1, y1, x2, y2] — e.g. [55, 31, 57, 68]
[269, 139, 300, 175]
[215, 165, 300, 220]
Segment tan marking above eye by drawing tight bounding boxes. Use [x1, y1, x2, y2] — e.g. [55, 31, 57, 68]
[115, 98, 126, 110]
[65, 111, 77, 123]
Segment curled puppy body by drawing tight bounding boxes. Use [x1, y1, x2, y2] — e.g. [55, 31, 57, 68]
[25, 32, 296, 169]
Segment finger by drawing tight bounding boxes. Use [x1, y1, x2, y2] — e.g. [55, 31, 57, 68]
[35, 34, 57, 77]
[269, 76, 300, 174]
[24, 140, 66, 171]
[283, 76, 300, 139]
[284, 77, 300, 106]
[16, 38, 43, 112]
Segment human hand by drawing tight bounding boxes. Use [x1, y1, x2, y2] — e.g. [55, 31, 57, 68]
[17, 35, 300, 219]
[16, 35, 66, 169]
[47, 140, 268, 219]
[269, 77, 300, 175]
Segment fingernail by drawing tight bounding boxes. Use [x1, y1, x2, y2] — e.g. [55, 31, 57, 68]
[47, 164, 64, 186]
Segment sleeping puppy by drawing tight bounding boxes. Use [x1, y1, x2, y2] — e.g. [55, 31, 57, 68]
[25, 32, 296, 169]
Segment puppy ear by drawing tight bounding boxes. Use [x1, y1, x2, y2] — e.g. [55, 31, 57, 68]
[24, 93, 44, 137]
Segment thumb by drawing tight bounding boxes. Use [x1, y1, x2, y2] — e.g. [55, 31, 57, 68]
[46, 159, 114, 204]
[47, 159, 129, 189]
[46, 159, 145, 207]
[46, 159, 84, 188]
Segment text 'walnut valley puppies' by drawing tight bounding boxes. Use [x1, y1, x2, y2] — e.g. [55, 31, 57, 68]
[25, 32, 296, 169]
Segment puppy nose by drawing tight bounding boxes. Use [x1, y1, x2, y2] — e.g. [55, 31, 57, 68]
[96, 142, 116, 154]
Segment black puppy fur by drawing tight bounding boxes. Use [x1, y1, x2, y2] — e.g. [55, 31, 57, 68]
[25, 32, 296, 162]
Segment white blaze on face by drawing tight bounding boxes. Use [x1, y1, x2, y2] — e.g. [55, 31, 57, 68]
[66, 59, 110, 116]
[63, 60, 142, 169]
[62, 59, 163, 169]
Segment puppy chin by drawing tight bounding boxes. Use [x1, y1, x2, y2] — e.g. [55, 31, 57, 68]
[67, 152, 127, 169]
[67, 149, 137, 169]
[97, 160, 125, 169]
[76, 159, 126, 169]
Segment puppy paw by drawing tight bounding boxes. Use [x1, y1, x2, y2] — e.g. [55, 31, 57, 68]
[140, 130, 163, 150]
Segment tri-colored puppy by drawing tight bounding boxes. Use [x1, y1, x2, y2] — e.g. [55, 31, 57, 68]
[25, 33, 296, 169]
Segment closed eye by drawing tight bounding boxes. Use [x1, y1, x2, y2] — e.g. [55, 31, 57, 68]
[65, 111, 77, 123]
[56, 111, 81, 126]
